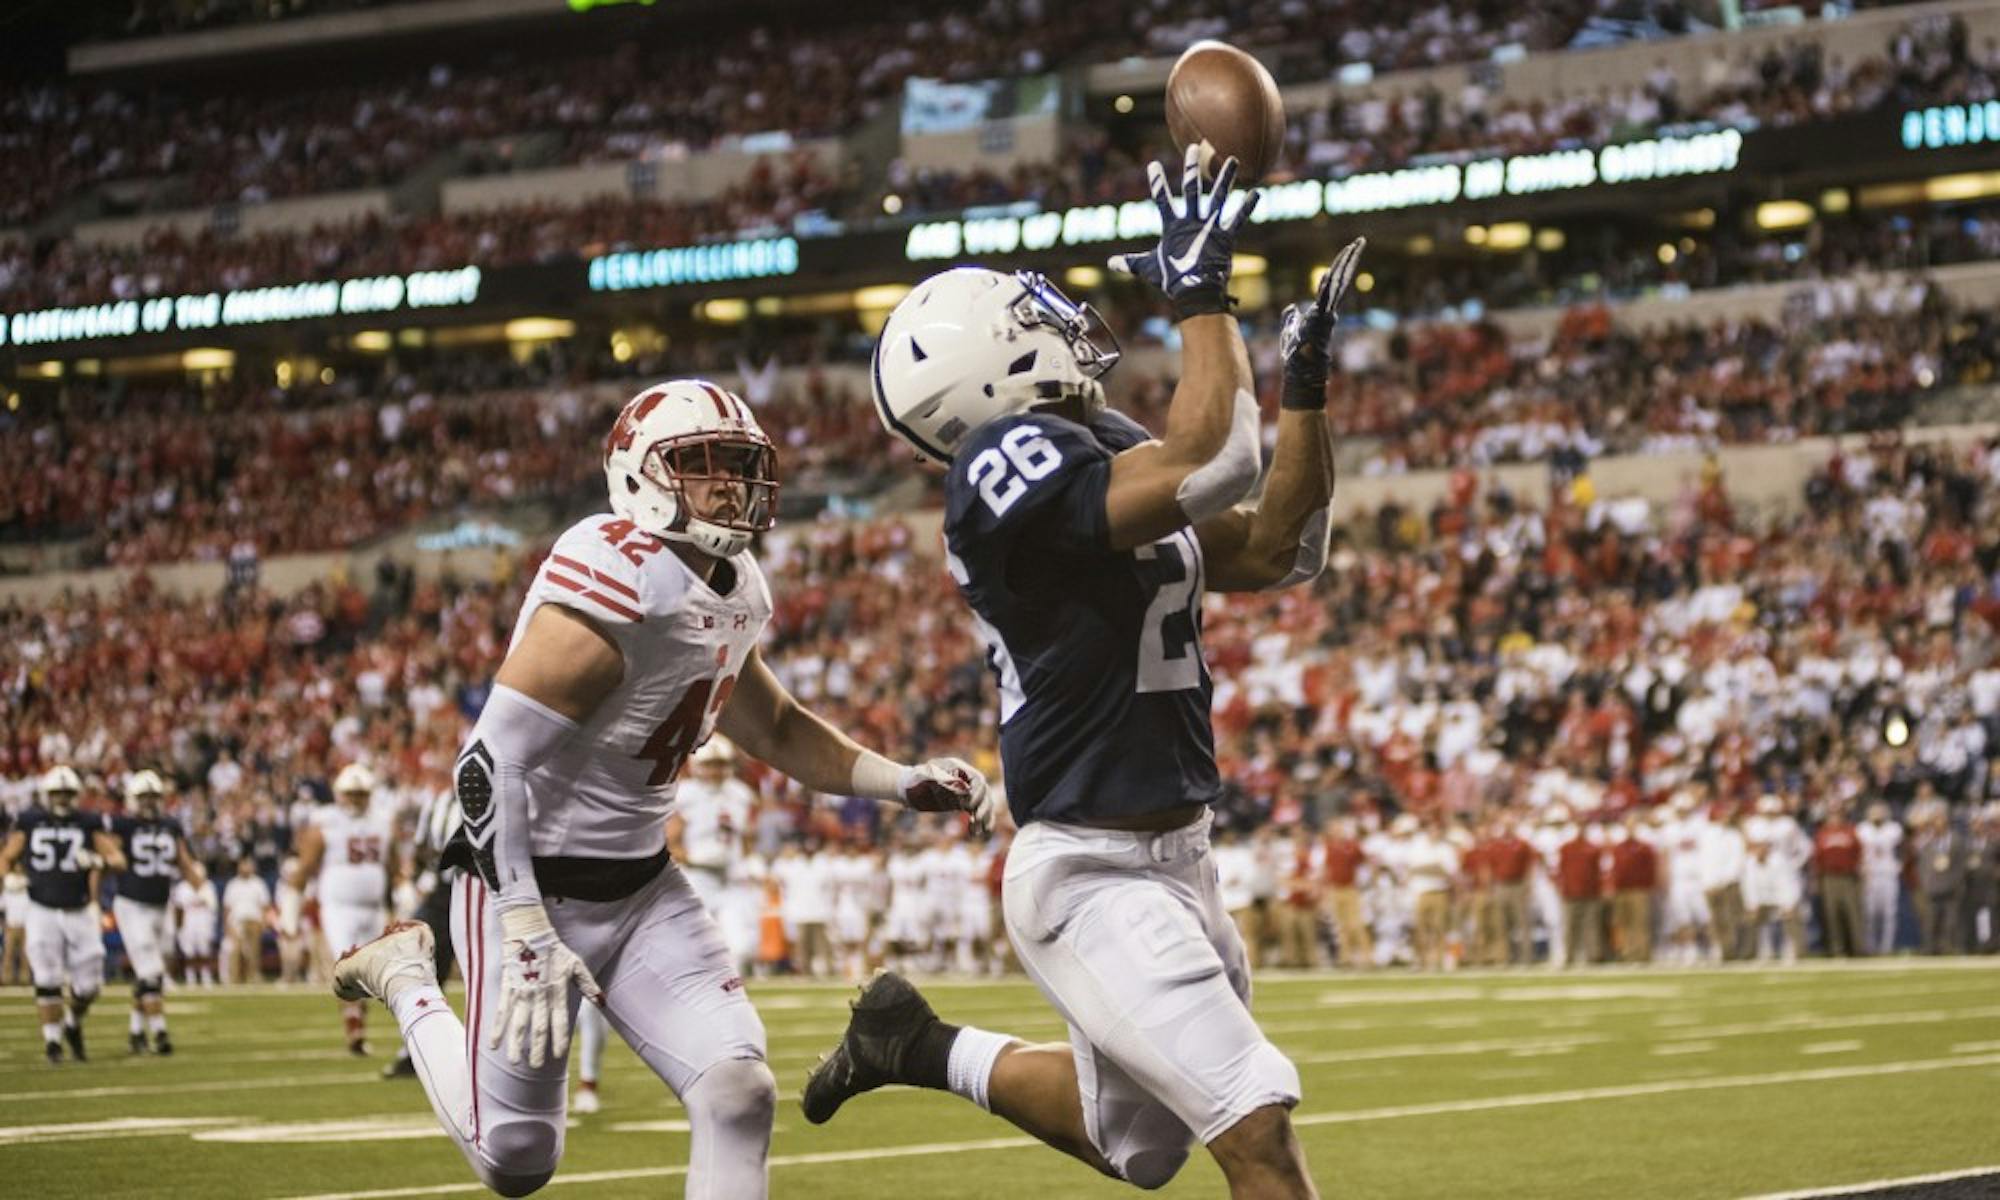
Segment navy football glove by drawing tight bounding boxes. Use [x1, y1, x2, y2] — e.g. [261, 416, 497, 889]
[1278, 236, 1366, 411]
[1108, 144, 1260, 322]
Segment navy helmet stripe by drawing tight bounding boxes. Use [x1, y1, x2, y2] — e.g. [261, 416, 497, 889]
[871, 337, 951, 464]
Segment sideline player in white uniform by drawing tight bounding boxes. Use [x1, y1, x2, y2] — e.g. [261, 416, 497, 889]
[668, 737, 756, 917]
[1659, 793, 1713, 965]
[0, 766, 126, 1064]
[807, 154, 1350, 1197]
[1857, 802, 1905, 954]
[110, 770, 205, 1055]
[298, 763, 401, 1054]
[173, 874, 220, 985]
[332, 380, 995, 1199]
[884, 833, 931, 971]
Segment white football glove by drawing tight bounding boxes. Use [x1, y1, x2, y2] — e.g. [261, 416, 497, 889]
[492, 903, 603, 1068]
[898, 758, 998, 834]
[74, 849, 105, 870]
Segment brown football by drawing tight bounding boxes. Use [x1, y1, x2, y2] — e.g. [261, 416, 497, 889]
[1165, 40, 1286, 183]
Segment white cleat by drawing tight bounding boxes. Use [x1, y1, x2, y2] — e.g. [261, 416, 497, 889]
[333, 920, 437, 1003]
[572, 1084, 601, 1115]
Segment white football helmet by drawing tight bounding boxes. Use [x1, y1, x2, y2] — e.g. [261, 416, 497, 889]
[41, 764, 82, 814]
[334, 762, 376, 799]
[871, 268, 1121, 464]
[125, 769, 168, 813]
[603, 380, 779, 558]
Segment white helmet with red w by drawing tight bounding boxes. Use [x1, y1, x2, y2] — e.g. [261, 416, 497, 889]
[603, 380, 780, 559]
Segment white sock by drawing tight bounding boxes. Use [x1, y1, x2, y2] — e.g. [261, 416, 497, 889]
[944, 1027, 1011, 1112]
[148, 1013, 168, 1035]
[42, 1021, 62, 1043]
[391, 982, 479, 1151]
[130, 1010, 144, 1036]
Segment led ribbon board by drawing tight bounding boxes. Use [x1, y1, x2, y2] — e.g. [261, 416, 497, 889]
[904, 129, 1745, 261]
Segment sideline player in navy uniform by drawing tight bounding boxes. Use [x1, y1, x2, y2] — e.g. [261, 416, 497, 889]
[110, 770, 205, 1055]
[0, 765, 127, 1064]
[805, 145, 1360, 1199]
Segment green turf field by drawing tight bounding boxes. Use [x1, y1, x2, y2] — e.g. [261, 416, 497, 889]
[5, 960, 1998, 1199]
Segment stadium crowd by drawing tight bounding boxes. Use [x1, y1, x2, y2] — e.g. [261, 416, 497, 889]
[3, 421, 1998, 980]
[15, 268, 1988, 566]
[4, 8, 1992, 303]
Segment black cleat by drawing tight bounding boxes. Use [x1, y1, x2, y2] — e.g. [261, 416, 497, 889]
[130, 1032, 148, 1055]
[801, 971, 941, 1125]
[153, 1031, 173, 1056]
[45, 1039, 63, 1066]
[382, 1052, 416, 1079]
[349, 1038, 370, 1058]
[63, 1022, 87, 1063]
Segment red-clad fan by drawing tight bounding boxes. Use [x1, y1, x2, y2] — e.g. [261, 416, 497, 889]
[1318, 819, 1371, 969]
[1607, 817, 1659, 964]
[1557, 827, 1606, 967]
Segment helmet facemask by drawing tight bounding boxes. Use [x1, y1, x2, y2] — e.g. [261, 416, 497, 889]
[627, 433, 779, 559]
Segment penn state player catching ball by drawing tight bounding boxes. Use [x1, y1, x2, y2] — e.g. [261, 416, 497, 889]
[330, 380, 996, 1199]
[804, 145, 1362, 1199]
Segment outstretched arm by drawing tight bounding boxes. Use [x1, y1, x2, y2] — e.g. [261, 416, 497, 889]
[719, 648, 997, 831]
[1101, 146, 1264, 551]
[1200, 238, 1364, 592]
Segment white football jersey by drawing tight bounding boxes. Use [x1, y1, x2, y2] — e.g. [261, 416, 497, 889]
[677, 776, 757, 871]
[887, 851, 928, 912]
[1856, 820, 1904, 878]
[512, 514, 773, 859]
[317, 802, 395, 906]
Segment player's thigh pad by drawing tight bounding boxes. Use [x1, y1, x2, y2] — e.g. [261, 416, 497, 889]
[26, 904, 70, 988]
[322, 903, 386, 958]
[114, 898, 168, 981]
[451, 875, 571, 1180]
[1004, 823, 1300, 1164]
[63, 906, 105, 992]
[561, 864, 767, 1096]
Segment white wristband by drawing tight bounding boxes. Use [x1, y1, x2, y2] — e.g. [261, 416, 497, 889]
[850, 750, 906, 801]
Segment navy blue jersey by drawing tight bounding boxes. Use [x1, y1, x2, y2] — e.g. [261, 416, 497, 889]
[112, 814, 187, 906]
[944, 408, 1219, 828]
[15, 807, 110, 910]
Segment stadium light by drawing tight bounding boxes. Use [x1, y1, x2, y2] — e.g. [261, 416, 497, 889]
[1114, 95, 1135, 114]
[351, 331, 392, 352]
[882, 194, 904, 215]
[1534, 228, 1565, 252]
[181, 348, 235, 371]
[1355, 272, 1375, 293]
[1657, 243, 1678, 265]
[1231, 254, 1268, 277]
[852, 284, 913, 310]
[697, 299, 749, 324]
[1063, 266, 1104, 290]
[1464, 225, 1488, 246]
[1755, 200, 1814, 230]
[1820, 188, 1851, 214]
[503, 318, 577, 342]
[1485, 222, 1531, 250]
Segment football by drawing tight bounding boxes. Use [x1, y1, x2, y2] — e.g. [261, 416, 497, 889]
[1165, 39, 1286, 182]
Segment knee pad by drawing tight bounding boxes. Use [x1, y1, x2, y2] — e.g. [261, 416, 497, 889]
[479, 1119, 560, 1197]
[35, 985, 62, 1002]
[1116, 1142, 1191, 1191]
[685, 1057, 778, 1133]
[134, 978, 164, 999]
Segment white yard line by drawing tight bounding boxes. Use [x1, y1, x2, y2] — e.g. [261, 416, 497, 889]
[1737, 1164, 2000, 1198]
[1651, 1042, 1717, 1056]
[0, 1116, 237, 1146]
[1798, 1041, 1863, 1056]
[271, 1052, 2000, 1200]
